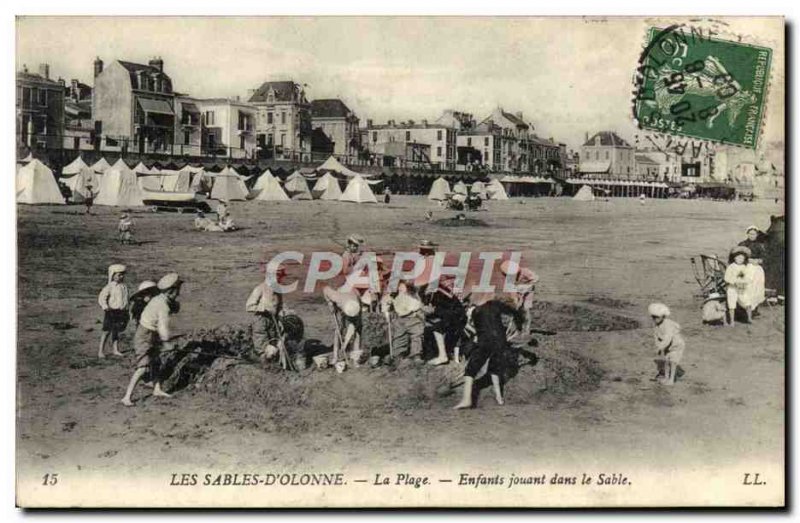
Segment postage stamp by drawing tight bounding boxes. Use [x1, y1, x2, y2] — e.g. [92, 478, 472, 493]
[633, 25, 773, 149]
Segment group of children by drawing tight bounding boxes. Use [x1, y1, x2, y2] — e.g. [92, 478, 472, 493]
[96, 263, 184, 406]
[194, 201, 238, 232]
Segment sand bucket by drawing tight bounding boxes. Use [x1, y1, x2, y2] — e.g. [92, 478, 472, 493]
[369, 355, 381, 368]
[334, 360, 347, 374]
[312, 354, 329, 370]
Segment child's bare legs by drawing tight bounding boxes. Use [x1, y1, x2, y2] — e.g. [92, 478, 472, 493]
[665, 360, 678, 385]
[745, 306, 753, 323]
[491, 374, 504, 405]
[121, 367, 147, 406]
[453, 376, 474, 410]
[727, 308, 736, 327]
[653, 356, 665, 380]
[428, 331, 448, 365]
[110, 332, 124, 357]
[152, 382, 171, 398]
[98, 331, 110, 358]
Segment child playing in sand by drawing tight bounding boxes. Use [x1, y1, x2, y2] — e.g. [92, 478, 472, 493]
[118, 213, 134, 244]
[98, 264, 129, 359]
[648, 303, 685, 385]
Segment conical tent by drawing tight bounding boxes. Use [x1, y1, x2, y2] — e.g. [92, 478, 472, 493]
[111, 158, 132, 173]
[65, 166, 100, 203]
[486, 178, 509, 200]
[95, 167, 145, 206]
[453, 181, 468, 195]
[317, 156, 369, 177]
[16, 159, 64, 204]
[92, 157, 111, 174]
[133, 161, 152, 174]
[210, 170, 248, 201]
[312, 172, 343, 200]
[471, 180, 488, 197]
[253, 171, 290, 201]
[428, 177, 450, 200]
[339, 175, 378, 203]
[284, 171, 313, 200]
[62, 156, 89, 176]
[161, 170, 191, 192]
[572, 185, 595, 201]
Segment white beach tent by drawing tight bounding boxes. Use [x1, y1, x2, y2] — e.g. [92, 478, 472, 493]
[339, 175, 378, 203]
[65, 166, 100, 203]
[161, 169, 192, 192]
[210, 168, 248, 201]
[471, 180, 488, 197]
[453, 181, 468, 195]
[486, 178, 509, 200]
[62, 156, 90, 176]
[428, 177, 451, 200]
[253, 171, 290, 201]
[95, 166, 145, 206]
[318, 155, 368, 178]
[572, 185, 595, 202]
[132, 161, 153, 176]
[284, 171, 313, 200]
[91, 157, 112, 174]
[312, 172, 343, 200]
[16, 159, 64, 204]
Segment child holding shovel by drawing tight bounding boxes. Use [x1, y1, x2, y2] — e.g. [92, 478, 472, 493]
[323, 285, 362, 367]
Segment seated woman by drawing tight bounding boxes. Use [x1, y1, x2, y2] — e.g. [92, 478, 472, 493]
[737, 225, 767, 310]
[724, 246, 758, 326]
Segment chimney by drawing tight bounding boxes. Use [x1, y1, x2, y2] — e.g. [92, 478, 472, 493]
[38, 63, 49, 79]
[585, 131, 589, 143]
[58, 77, 65, 87]
[421, 119, 428, 126]
[93, 57, 103, 78]
[22, 64, 28, 73]
[366, 119, 373, 128]
[148, 56, 164, 72]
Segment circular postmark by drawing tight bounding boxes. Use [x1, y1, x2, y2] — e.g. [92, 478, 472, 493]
[632, 23, 772, 149]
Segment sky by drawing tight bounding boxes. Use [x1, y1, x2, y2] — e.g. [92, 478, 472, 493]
[16, 16, 784, 151]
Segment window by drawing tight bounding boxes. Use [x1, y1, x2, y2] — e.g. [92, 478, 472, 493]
[437, 146, 442, 157]
[605, 151, 609, 160]
[372, 131, 377, 143]
[183, 129, 190, 144]
[281, 112, 286, 124]
[484, 137, 489, 146]
[267, 112, 273, 124]
[467, 137, 472, 147]
[280, 133, 286, 146]
[437, 130, 443, 141]
[39, 89, 47, 105]
[204, 111, 215, 126]
[240, 135, 245, 150]
[267, 133, 273, 146]
[405, 131, 411, 141]
[22, 87, 31, 107]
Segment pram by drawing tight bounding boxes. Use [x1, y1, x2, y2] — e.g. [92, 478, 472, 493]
[690, 254, 726, 297]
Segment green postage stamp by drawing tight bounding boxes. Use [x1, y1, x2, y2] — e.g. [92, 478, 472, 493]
[634, 25, 772, 148]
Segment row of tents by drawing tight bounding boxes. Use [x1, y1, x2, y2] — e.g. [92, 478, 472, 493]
[17, 154, 385, 206]
[427, 177, 509, 201]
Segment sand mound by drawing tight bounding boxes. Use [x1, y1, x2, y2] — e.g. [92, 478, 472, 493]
[197, 335, 602, 411]
[432, 217, 489, 227]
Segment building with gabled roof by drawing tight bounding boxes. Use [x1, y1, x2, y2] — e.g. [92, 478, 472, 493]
[248, 80, 311, 160]
[310, 98, 361, 159]
[579, 131, 635, 177]
[92, 56, 176, 154]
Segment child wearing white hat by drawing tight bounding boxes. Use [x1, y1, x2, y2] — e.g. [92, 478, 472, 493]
[97, 264, 129, 359]
[121, 272, 182, 406]
[648, 303, 685, 385]
[118, 213, 134, 245]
